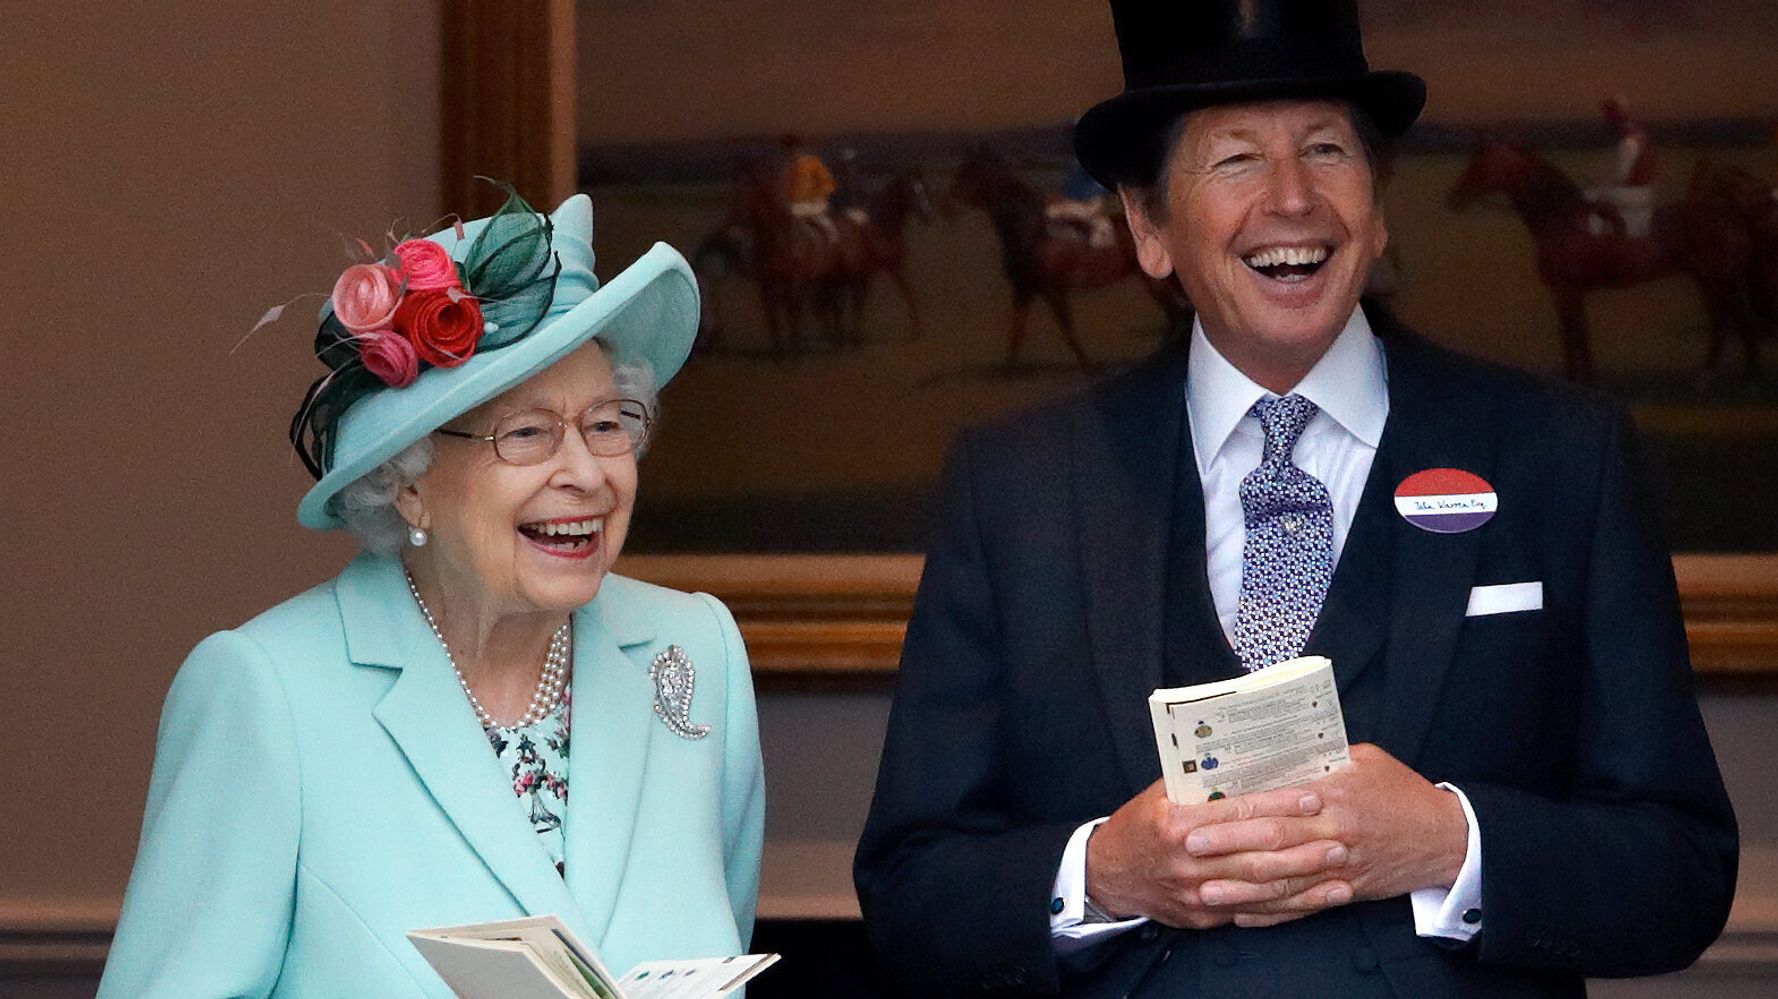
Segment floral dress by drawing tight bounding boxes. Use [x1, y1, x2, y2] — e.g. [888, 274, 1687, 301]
[484, 688, 571, 876]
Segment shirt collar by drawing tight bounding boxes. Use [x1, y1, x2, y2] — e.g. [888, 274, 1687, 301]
[1186, 307, 1389, 476]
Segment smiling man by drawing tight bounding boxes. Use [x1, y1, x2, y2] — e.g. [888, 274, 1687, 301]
[854, 2, 1737, 997]
[1126, 101, 1389, 393]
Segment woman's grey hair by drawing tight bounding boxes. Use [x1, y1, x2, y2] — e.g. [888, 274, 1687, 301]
[332, 344, 659, 554]
[334, 436, 437, 555]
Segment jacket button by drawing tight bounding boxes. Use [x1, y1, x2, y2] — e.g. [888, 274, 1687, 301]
[979, 965, 1026, 992]
[1350, 946, 1379, 973]
[1139, 924, 1161, 943]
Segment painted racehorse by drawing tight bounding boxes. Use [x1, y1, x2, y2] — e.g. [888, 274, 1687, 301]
[690, 169, 755, 356]
[835, 168, 937, 341]
[1447, 138, 1760, 381]
[1689, 159, 1778, 346]
[694, 155, 862, 360]
[947, 148, 1189, 372]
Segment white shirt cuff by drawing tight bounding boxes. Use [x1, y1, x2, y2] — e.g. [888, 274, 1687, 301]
[1410, 782, 1484, 942]
[1050, 817, 1147, 953]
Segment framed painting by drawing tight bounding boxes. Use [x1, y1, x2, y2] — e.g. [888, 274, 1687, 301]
[450, 1, 1778, 683]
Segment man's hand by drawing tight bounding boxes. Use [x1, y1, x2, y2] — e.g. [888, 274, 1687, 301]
[1184, 744, 1469, 927]
[1084, 780, 1353, 929]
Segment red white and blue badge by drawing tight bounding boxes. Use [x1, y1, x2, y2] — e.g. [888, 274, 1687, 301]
[1394, 468, 1497, 534]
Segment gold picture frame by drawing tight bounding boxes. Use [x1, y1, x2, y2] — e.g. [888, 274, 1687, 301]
[448, 3, 1778, 689]
[610, 553, 1778, 690]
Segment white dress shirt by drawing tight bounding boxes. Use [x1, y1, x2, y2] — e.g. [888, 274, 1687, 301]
[1050, 310, 1484, 952]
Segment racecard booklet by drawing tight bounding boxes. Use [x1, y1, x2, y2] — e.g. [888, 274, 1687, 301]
[408, 916, 778, 999]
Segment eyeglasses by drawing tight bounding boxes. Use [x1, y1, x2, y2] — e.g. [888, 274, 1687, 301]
[434, 398, 653, 465]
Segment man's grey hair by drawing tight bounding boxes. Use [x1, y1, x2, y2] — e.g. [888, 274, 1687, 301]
[333, 347, 659, 554]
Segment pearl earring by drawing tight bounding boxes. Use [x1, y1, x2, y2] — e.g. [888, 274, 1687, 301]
[409, 526, 429, 547]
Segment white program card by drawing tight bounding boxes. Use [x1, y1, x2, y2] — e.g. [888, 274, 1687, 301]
[618, 954, 781, 999]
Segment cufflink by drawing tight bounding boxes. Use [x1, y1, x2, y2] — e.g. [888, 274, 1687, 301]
[1050, 897, 1065, 916]
[1462, 908, 1483, 925]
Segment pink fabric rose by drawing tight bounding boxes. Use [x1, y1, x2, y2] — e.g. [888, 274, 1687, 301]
[330, 263, 402, 334]
[393, 239, 461, 291]
[358, 328, 419, 388]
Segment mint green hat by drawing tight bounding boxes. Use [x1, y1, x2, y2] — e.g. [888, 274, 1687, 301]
[291, 190, 698, 531]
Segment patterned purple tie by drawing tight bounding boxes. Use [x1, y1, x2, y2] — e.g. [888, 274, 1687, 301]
[1232, 394, 1335, 673]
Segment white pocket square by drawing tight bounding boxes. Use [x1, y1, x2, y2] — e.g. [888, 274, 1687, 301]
[1466, 581, 1543, 617]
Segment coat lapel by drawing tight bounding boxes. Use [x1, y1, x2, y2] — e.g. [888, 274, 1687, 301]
[1302, 446, 1395, 699]
[338, 555, 592, 939]
[1077, 351, 1194, 793]
[1164, 385, 1246, 687]
[561, 584, 658, 949]
[1367, 328, 1501, 765]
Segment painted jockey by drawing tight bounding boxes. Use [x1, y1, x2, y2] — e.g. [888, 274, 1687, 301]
[1044, 164, 1116, 247]
[1587, 95, 1658, 238]
[780, 133, 839, 241]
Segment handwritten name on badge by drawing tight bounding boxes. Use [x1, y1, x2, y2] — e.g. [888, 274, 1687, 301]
[1395, 468, 1498, 534]
[1408, 496, 1490, 513]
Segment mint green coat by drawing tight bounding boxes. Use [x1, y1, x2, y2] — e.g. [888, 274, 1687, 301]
[98, 554, 765, 998]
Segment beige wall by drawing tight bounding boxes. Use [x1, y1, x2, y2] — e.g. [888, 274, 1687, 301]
[2, 2, 440, 921]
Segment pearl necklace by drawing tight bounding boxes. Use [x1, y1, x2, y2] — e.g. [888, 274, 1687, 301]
[405, 570, 570, 729]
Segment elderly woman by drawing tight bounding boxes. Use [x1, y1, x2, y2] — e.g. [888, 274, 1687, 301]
[98, 189, 763, 998]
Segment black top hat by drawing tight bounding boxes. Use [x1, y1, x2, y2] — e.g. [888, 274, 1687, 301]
[1074, 0, 1426, 187]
